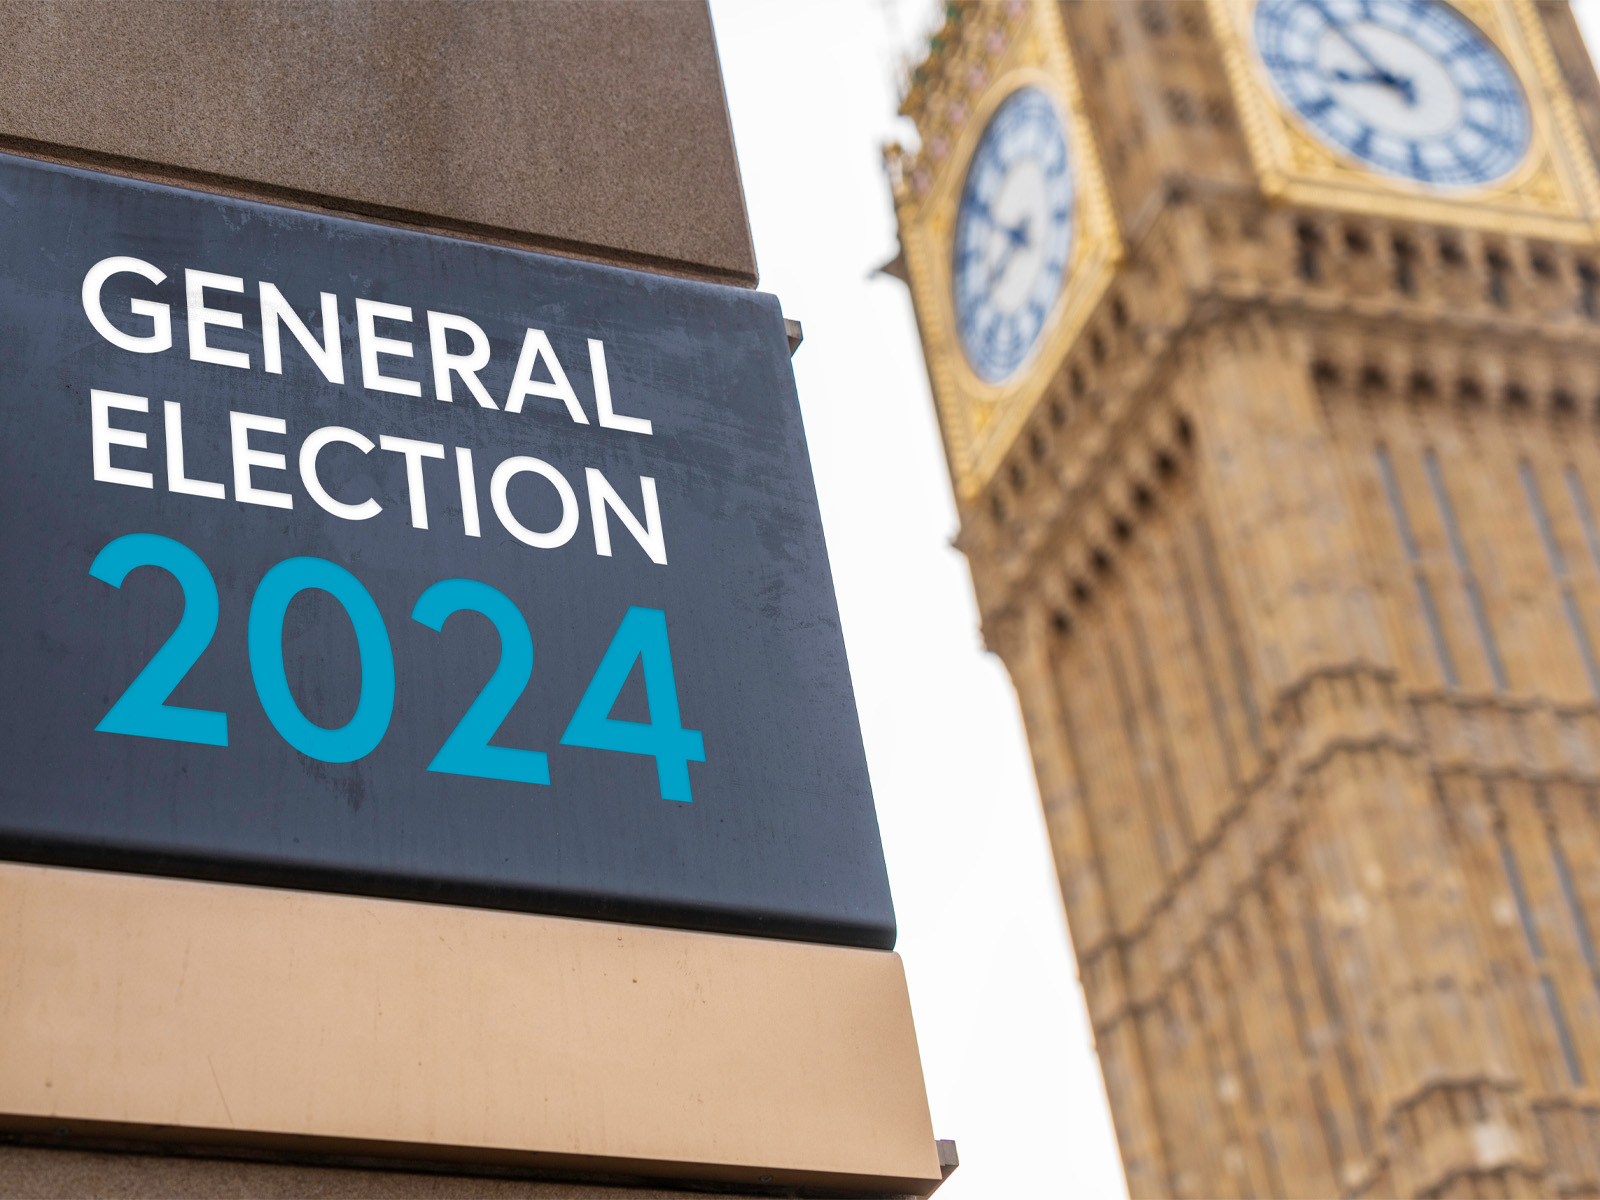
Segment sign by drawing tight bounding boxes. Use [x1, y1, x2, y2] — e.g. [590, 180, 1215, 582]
[0, 153, 894, 949]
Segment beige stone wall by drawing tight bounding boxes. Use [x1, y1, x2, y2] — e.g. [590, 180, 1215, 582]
[0, 1, 757, 284]
[967, 198, 1600, 1197]
[0, 1145, 785, 1200]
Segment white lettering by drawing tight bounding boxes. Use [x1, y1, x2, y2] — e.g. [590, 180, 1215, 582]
[586, 469, 666, 565]
[427, 312, 497, 409]
[261, 283, 344, 384]
[456, 447, 481, 538]
[163, 401, 225, 499]
[82, 258, 171, 354]
[378, 434, 445, 530]
[90, 389, 153, 489]
[356, 298, 422, 397]
[186, 269, 250, 369]
[230, 411, 293, 508]
[590, 340, 651, 435]
[491, 456, 578, 548]
[300, 426, 381, 521]
[505, 329, 587, 423]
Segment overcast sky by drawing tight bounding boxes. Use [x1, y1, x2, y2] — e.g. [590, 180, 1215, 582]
[708, 3, 1126, 1196]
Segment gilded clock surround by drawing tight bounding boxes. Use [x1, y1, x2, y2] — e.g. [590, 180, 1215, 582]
[1210, 0, 1600, 240]
[891, 0, 1121, 502]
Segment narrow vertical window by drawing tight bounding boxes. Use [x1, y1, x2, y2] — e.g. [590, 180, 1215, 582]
[1424, 449, 1508, 691]
[1579, 262, 1598, 320]
[1302, 911, 1375, 1155]
[1485, 248, 1510, 308]
[1375, 445, 1459, 688]
[1196, 513, 1262, 750]
[1391, 235, 1416, 296]
[1497, 817, 1585, 1085]
[1174, 543, 1241, 784]
[1296, 221, 1321, 283]
[1566, 468, 1600, 587]
[1545, 811, 1600, 1014]
[1521, 462, 1600, 699]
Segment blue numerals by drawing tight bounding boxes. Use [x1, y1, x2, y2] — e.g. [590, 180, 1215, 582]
[89, 533, 704, 801]
[561, 607, 705, 803]
[89, 534, 229, 746]
[250, 557, 396, 764]
[413, 578, 549, 786]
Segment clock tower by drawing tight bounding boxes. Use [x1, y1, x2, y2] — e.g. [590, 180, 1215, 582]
[889, 1, 1600, 1196]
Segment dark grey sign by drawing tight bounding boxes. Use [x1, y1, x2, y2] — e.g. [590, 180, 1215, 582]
[0, 153, 894, 949]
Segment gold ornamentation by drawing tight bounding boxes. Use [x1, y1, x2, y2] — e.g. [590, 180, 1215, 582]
[891, 0, 1121, 502]
[1207, 0, 1600, 242]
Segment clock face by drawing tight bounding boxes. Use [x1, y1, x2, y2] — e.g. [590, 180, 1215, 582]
[1253, 0, 1530, 188]
[952, 87, 1075, 384]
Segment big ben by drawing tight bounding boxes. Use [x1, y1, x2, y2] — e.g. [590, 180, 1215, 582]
[888, 1, 1600, 1196]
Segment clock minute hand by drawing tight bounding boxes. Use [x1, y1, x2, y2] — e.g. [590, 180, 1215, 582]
[986, 218, 1032, 290]
[1330, 66, 1417, 103]
[1309, 0, 1416, 104]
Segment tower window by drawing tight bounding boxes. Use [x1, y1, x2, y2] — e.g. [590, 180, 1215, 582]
[1295, 222, 1321, 282]
[1164, 89, 1196, 125]
[1496, 818, 1586, 1086]
[1520, 461, 1600, 699]
[1392, 236, 1417, 295]
[1375, 445, 1459, 688]
[1486, 248, 1510, 308]
[1438, 236, 1466, 267]
[1425, 449, 1508, 690]
[1565, 468, 1600, 613]
[1578, 262, 1598, 320]
[1545, 813, 1600, 1023]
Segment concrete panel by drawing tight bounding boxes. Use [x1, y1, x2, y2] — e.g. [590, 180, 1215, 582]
[0, 864, 941, 1196]
[0, 1145, 783, 1199]
[0, 1, 757, 284]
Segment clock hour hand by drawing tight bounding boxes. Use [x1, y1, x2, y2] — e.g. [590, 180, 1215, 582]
[986, 219, 1031, 290]
[1309, 0, 1416, 105]
[1328, 65, 1416, 105]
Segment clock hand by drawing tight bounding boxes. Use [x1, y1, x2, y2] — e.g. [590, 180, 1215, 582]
[987, 241, 1022, 292]
[986, 219, 1032, 290]
[1309, 0, 1416, 105]
[1329, 65, 1417, 104]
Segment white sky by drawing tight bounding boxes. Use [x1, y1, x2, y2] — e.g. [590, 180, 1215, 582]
[708, 3, 1127, 1197]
